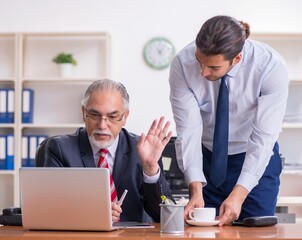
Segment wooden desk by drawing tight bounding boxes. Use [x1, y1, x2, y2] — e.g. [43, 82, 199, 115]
[1, 223, 302, 240]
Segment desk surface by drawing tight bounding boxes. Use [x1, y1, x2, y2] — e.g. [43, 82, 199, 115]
[1, 223, 302, 240]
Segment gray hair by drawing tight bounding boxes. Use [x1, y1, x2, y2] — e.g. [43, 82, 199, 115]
[82, 79, 130, 111]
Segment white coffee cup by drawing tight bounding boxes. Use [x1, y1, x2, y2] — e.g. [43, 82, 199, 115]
[188, 207, 216, 222]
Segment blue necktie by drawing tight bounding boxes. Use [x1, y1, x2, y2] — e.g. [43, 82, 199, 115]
[210, 75, 229, 187]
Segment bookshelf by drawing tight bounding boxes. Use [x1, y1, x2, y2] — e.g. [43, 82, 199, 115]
[0, 33, 17, 211]
[0, 32, 111, 210]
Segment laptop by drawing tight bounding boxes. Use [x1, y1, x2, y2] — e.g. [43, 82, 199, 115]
[19, 167, 136, 231]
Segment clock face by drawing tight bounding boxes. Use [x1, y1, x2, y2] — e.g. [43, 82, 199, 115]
[143, 37, 175, 70]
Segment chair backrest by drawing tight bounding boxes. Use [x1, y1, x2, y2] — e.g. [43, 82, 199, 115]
[35, 137, 49, 167]
[162, 137, 183, 179]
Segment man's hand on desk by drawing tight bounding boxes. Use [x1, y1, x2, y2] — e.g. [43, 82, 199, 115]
[218, 185, 248, 226]
[183, 183, 249, 226]
[184, 182, 205, 221]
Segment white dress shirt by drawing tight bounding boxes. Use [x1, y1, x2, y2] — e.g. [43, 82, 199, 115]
[169, 39, 289, 192]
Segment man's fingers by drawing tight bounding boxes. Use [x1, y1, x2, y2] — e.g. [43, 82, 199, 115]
[218, 208, 238, 226]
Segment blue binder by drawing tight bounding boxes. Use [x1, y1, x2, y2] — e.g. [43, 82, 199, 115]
[7, 89, 14, 123]
[28, 135, 38, 167]
[37, 135, 48, 146]
[5, 134, 14, 170]
[21, 135, 29, 167]
[0, 89, 7, 123]
[22, 89, 34, 123]
[0, 135, 6, 169]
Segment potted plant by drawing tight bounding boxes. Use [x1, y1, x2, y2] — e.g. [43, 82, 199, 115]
[52, 52, 77, 77]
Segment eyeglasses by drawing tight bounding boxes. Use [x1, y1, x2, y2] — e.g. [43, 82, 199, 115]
[84, 108, 126, 124]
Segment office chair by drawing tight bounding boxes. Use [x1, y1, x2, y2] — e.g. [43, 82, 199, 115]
[35, 137, 50, 167]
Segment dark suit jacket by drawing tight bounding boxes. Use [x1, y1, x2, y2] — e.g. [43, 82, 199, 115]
[40, 127, 173, 222]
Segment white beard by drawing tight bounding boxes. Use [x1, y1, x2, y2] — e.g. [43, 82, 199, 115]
[89, 130, 114, 149]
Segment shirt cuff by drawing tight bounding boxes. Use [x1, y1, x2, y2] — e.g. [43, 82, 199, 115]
[184, 167, 207, 186]
[236, 172, 258, 192]
[143, 170, 160, 184]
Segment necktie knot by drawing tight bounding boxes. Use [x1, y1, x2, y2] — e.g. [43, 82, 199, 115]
[99, 148, 108, 156]
[100, 148, 108, 154]
[98, 149, 108, 168]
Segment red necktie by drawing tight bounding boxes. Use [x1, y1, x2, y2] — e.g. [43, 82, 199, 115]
[98, 149, 118, 203]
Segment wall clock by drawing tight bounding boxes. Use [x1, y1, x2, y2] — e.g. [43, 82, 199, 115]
[143, 37, 175, 70]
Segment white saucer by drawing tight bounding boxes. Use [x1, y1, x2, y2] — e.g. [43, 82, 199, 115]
[186, 220, 220, 227]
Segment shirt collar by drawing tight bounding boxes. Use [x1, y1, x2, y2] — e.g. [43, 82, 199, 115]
[227, 50, 244, 79]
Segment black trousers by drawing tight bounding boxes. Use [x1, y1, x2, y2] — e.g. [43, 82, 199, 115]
[202, 143, 282, 221]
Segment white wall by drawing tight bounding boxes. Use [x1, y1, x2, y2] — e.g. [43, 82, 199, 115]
[1, 0, 302, 134]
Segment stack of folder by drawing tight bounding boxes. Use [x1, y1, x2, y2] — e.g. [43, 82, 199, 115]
[0, 88, 34, 123]
[0, 88, 14, 123]
[0, 134, 48, 170]
[0, 134, 14, 170]
[22, 135, 48, 167]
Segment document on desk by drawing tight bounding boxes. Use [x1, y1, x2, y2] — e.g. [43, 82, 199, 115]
[113, 222, 155, 229]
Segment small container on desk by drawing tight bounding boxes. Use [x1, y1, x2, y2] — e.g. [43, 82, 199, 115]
[160, 204, 184, 234]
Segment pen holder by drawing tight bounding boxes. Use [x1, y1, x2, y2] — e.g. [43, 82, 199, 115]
[160, 204, 184, 234]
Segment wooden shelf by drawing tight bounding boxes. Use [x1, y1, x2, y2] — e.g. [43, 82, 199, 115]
[0, 32, 111, 210]
[277, 196, 302, 207]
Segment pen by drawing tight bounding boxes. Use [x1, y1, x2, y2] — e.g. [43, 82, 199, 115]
[117, 189, 128, 207]
[161, 194, 176, 205]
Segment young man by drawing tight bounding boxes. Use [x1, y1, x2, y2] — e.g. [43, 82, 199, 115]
[39, 79, 173, 222]
[169, 15, 289, 225]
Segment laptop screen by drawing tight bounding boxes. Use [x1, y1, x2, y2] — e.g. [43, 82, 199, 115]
[19, 167, 114, 231]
